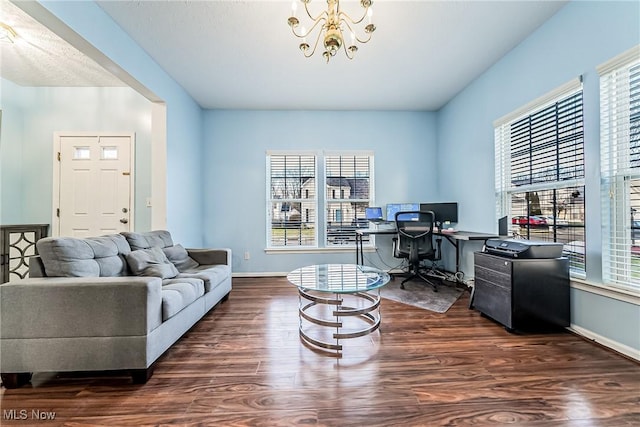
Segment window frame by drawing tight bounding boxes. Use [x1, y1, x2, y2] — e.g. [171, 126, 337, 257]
[599, 45, 640, 295]
[266, 151, 318, 249]
[494, 78, 586, 278]
[266, 150, 375, 251]
[324, 151, 375, 247]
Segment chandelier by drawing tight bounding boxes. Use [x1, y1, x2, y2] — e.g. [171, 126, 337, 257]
[287, 0, 375, 63]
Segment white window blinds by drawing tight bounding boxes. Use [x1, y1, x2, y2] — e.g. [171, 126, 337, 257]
[494, 78, 586, 277]
[599, 45, 640, 294]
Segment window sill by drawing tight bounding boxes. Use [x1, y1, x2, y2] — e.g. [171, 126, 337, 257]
[571, 278, 640, 305]
[265, 246, 377, 255]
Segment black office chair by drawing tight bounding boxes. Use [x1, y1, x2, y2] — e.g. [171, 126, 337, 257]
[392, 210, 443, 291]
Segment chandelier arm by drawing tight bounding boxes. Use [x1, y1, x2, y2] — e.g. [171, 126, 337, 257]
[355, 32, 372, 44]
[303, 24, 326, 58]
[340, 19, 372, 45]
[337, 8, 369, 26]
[303, 1, 328, 23]
[291, 16, 326, 40]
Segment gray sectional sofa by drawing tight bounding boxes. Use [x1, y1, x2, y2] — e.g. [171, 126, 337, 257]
[0, 230, 231, 388]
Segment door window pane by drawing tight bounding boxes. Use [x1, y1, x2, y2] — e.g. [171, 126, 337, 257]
[73, 147, 90, 159]
[101, 146, 118, 160]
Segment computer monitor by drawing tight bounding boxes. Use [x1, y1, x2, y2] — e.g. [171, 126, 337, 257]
[419, 202, 458, 226]
[386, 203, 420, 221]
[365, 207, 384, 221]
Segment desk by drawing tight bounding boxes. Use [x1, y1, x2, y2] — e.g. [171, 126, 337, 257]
[437, 230, 499, 278]
[355, 228, 498, 281]
[355, 227, 396, 265]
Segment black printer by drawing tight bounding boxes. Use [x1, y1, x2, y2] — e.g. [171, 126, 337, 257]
[484, 238, 563, 259]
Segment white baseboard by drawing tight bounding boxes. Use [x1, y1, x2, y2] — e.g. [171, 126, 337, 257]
[569, 324, 640, 362]
[232, 272, 287, 278]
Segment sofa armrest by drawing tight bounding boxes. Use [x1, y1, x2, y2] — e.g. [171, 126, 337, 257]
[0, 277, 163, 339]
[187, 248, 231, 266]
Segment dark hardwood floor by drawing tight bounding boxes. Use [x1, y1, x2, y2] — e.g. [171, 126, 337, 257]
[1, 277, 639, 426]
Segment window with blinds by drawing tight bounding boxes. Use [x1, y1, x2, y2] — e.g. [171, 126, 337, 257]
[266, 151, 374, 249]
[325, 154, 373, 246]
[599, 45, 640, 294]
[267, 153, 317, 247]
[495, 79, 586, 277]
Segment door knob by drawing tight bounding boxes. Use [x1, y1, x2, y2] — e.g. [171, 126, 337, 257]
[120, 218, 129, 224]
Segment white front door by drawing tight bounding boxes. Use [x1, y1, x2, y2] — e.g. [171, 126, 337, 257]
[55, 133, 134, 237]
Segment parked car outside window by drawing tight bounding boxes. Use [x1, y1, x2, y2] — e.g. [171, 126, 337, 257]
[512, 215, 548, 227]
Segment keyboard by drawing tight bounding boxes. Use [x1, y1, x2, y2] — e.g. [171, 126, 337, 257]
[373, 221, 396, 230]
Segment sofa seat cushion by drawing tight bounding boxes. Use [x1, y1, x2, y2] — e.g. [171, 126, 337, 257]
[160, 278, 204, 321]
[126, 247, 179, 279]
[36, 234, 131, 277]
[177, 264, 231, 292]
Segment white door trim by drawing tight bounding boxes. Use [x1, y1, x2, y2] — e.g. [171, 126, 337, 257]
[52, 131, 136, 237]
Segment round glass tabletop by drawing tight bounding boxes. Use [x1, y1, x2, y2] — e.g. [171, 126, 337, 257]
[287, 264, 390, 294]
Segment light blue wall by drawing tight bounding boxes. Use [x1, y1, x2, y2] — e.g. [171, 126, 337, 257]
[39, 0, 205, 246]
[203, 110, 437, 273]
[0, 79, 152, 230]
[437, 1, 640, 352]
[0, 80, 25, 223]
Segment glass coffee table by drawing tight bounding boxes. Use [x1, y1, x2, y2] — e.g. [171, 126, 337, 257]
[287, 264, 390, 357]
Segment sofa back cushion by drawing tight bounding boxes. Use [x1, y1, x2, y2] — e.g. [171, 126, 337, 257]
[36, 234, 131, 277]
[122, 230, 174, 251]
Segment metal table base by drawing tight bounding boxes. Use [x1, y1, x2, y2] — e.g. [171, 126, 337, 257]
[297, 288, 381, 357]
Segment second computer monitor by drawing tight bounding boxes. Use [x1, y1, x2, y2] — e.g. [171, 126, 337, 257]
[386, 203, 420, 221]
[420, 202, 458, 225]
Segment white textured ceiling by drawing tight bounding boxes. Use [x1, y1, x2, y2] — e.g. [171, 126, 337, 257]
[0, 0, 124, 87]
[1, 0, 568, 111]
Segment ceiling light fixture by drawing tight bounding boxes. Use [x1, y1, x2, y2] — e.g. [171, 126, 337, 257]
[287, 0, 375, 63]
[0, 22, 17, 44]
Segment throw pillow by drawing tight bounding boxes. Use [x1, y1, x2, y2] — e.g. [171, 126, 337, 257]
[126, 247, 179, 279]
[163, 244, 199, 272]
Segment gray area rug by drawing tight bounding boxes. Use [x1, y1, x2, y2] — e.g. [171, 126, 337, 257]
[380, 278, 464, 313]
